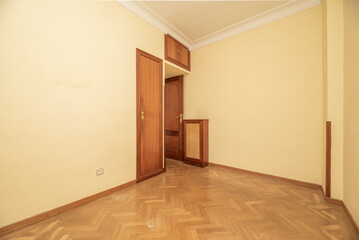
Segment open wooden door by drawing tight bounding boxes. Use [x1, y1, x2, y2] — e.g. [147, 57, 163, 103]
[165, 75, 184, 161]
[136, 49, 164, 182]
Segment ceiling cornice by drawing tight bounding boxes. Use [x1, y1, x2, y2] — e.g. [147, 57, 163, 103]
[117, 0, 321, 51]
[118, 1, 192, 47]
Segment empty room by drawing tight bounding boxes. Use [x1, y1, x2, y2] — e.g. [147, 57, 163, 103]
[0, 0, 358, 239]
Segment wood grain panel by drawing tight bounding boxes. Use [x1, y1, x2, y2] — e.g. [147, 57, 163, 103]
[164, 76, 183, 161]
[177, 44, 189, 66]
[165, 34, 190, 71]
[136, 49, 163, 182]
[165, 130, 179, 136]
[165, 135, 179, 152]
[185, 123, 200, 159]
[165, 81, 179, 131]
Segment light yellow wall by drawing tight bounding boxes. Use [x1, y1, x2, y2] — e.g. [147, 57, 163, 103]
[343, 0, 359, 225]
[324, 0, 344, 200]
[184, 6, 324, 184]
[0, 0, 163, 227]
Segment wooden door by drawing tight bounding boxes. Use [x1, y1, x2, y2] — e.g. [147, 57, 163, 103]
[164, 76, 183, 161]
[136, 49, 164, 182]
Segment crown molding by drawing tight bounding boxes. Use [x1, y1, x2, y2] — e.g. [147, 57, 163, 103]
[191, 0, 321, 50]
[117, 1, 191, 47]
[117, 0, 321, 51]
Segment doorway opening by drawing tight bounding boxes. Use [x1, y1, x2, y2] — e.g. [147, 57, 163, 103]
[164, 62, 190, 168]
[165, 75, 183, 161]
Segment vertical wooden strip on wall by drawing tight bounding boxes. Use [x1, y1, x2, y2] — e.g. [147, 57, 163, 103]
[326, 121, 332, 198]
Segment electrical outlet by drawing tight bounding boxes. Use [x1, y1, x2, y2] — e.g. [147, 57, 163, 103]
[96, 168, 104, 176]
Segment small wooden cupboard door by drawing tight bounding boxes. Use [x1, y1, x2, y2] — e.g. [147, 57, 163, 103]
[136, 49, 164, 182]
[165, 34, 190, 71]
[183, 120, 209, 168]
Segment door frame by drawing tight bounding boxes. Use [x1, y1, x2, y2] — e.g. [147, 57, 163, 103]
[136, 48, 164, 182]
[164, 75, 184, 162]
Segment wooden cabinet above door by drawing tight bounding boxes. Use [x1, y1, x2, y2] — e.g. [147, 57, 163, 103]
[165, 34, 191, 71]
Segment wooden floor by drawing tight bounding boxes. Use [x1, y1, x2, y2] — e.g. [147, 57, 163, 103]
[1, 159, 358, 240]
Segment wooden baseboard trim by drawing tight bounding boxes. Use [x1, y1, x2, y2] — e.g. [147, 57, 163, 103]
[0, 180, 136, 237]
[209, 162, 322, 189]
[343, 202, 359, 235]
[166, 157, 183, 162]
[324, 197, 359, 235]
[325, 197, 343, 206]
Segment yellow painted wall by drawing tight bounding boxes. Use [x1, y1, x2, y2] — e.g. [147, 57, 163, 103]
[343, 0, 359, 225]
[324, 0, 344, 200]
[0, 0, 163, 227]
[184, 6, 324, 185]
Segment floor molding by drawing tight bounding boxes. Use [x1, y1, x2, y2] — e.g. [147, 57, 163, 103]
[0, 180, 136, 237]
[2, 163, 359, 237]
[324, 196, 359, 236]
[343, 202, 359, 236]
[209, 162, 322, 189]
[325, 196, 343, 206]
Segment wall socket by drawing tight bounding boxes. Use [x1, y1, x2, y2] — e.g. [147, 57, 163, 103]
[96, 168, 104, 176]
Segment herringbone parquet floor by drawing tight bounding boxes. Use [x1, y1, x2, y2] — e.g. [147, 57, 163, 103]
[1, 159, 358, 240]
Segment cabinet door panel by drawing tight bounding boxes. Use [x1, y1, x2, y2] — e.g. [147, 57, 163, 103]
[185, 123, 200, 159]
[165, 34, 190, 71]
[183, 120, 209, 168]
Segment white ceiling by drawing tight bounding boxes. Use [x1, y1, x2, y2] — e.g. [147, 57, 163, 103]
[141, 1, 287, 42]
[119, 0, 321, 50]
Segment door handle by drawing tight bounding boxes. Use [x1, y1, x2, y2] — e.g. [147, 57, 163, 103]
[141, 111, 144, 120]
[176, 114, 183, 123]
